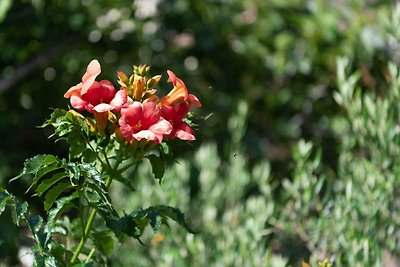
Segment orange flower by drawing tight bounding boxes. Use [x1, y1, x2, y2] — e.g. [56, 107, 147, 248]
[159, 70, 189, 106]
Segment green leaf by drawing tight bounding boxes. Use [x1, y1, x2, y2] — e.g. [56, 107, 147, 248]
[42, 109, 94, 160]
[25, 213, 48, 250]
[142, 205, 196, 234]
[0, 0, 12, 23]
[112, 173, 136, 191]
[46, 192, 78, 239]
[97, 208, 144, 240]
[12, 154, 58, 182]
[147, 154, 165, 182]
[50, 242, 74, 265]
[100, 205, 195, 242]
[82, 149, 97, 163]
[33, 253, 45, 267]
[14, 201, 28, 226]
[43, 256, 58, 267]
[92, 230, 115, 255]
[0, 190, 14, 214]
[44, 181, 74, 211]
[36, 172, 68, 197]
[27, 163, 65, 193]
[0, 191, 28, 226]
[80, 164, 103, 187]
[66, 162, 81, 185]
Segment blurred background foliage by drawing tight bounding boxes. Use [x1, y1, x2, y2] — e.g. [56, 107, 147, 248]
[1, 0, 400, 266]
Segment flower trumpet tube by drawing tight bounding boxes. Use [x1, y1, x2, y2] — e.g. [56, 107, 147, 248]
[159, 70, 189, 106]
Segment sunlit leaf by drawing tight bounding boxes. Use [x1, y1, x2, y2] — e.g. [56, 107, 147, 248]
[0, 190, 14, 215]
[46, 192, 78, 238]
[36, 172, 68, 197]
[12, 154, 58, 182]
[44, 181, 74, 211]
[14, 201, 28, 226]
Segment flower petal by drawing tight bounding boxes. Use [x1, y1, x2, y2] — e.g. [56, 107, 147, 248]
[110, 90, 128, 111]
[188, 94, 202, 107]
[167, 70, 177, 84]
[174, 122, 195, 140]
[160, 70, 189, 106]
[82, 60, 101, 94]
[118, 119, 134, 141]
[94, 103, 114, 112]
[132, 130, 158, 142]
[121, 101, 143, 125]
[70, 95, 87, 110]
[64, 82, 82, 98]
[175, 103, 189, 121]
[149, 118, 173, 135]
[142, 101, 160, 125]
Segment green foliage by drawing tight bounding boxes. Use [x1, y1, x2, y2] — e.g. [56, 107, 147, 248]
[41, 109, 96, 161]
[146, 154, 166, 182]
[1, 94, 196, 265]
[108, 57, 400, 265]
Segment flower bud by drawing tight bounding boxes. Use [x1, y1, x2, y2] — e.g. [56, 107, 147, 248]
[133, 64, 150, 77]
[133, 75, 146, 101]
[94, 111, 109, 135]
[115, 128, 126, 144]
[147, 75, 162, 88]
[117, 71, 129, 85]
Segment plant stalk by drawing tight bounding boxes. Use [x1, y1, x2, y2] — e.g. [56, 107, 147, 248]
[70, 175, 113, 265]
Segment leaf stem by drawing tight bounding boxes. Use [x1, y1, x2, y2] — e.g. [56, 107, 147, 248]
[85, 248, 96, 263]
[70, 175, 114, 265]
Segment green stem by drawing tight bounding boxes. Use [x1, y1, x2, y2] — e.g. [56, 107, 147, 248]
[85, 248, 95, 263]
[70, 175, 113, 265]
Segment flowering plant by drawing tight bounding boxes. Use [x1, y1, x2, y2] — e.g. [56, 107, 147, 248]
[0, 60, 201, 266]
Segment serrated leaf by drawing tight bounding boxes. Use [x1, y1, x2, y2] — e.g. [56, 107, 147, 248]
[46, 192, 78, 239]
[100, 204, 194, 242]
[33, 253, 45, 267]
[26, 163, 65, 193]
[49, 242, 74, 265]
[83, 187, 102, 204]
[80, 164, 103, 186]
[147, 154, 165, 182]
[69, 140, 87, 159]
[14, 201, 28, 226]
[36, 172, 68, 197]
[82, 149, 97, 163]
[92, 230, 115, 255]
[148, 210, 163, 232]
[98, 209, 143, 240]
[112, 173, 136, 191]
[145, 205, 195, 234]
[0, 190, 14, 214]
[12, 154, 58, 182]
[66, 162, 81, 185]
[44, 256, 58, 267]
[25, 213, 48, 250]
[44, 182, 74, 211]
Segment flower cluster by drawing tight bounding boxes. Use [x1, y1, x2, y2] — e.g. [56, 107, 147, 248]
[64, 60, 201, 144]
